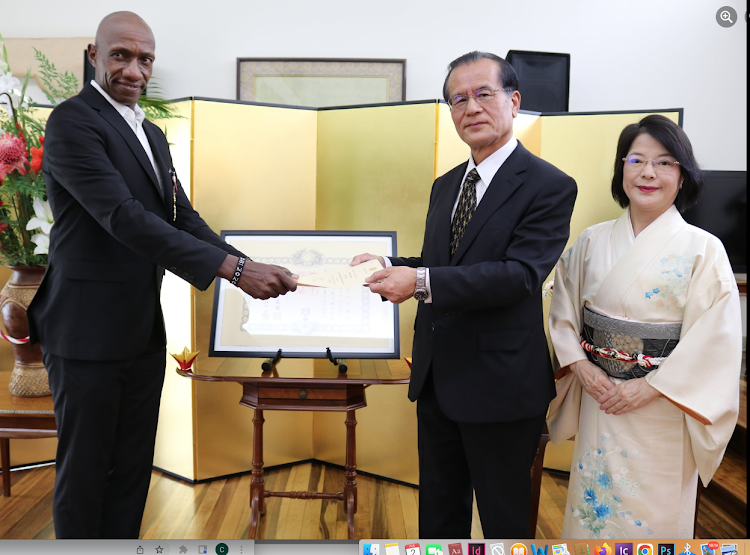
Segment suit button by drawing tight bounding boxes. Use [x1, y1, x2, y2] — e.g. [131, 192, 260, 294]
[431, 324, 435, 331]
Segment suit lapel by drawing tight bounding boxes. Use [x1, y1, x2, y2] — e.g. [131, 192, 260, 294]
[436, 163, 467, 267]
[449, 142, 528, 265]
[143, 122, 173, 208]
[80, 84, 161, 194]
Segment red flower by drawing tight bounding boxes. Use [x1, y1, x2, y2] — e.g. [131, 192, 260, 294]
[15, 123, 25, 142]
[0, 132, 28, 180]
[30, 137, 44, 173]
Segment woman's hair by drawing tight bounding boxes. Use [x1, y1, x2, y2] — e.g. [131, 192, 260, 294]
[611, 114, 703, 211]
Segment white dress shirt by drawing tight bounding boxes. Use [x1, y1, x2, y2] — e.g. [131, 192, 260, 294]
[90, 80, 163, 192]
[386, 136, 519, 303]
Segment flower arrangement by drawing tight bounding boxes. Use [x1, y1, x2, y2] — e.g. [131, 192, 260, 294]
[0, 32, 180, 267]
[0, 35, 54, 266]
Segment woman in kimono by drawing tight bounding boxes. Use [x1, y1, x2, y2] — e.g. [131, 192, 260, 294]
[547, 114, 742, 539]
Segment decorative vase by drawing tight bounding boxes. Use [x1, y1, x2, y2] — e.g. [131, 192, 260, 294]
[0, 265, 49, 397]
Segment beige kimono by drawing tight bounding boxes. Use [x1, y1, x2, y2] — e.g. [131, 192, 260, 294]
[547, 205, 741, 539]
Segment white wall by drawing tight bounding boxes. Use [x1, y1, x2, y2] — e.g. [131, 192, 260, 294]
[2, 0, 746, 170]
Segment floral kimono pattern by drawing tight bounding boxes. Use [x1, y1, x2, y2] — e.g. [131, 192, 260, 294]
[547, 206, 741, 538]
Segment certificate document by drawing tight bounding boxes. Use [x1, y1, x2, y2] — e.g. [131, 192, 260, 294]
[209, 231, 399, 358]
[296, 259, 383, 288]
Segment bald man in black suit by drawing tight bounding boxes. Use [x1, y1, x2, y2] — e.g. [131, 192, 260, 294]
[28, 11, 297, 538]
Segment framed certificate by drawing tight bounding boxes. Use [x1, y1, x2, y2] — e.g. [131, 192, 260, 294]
[209, 230, 399, 359]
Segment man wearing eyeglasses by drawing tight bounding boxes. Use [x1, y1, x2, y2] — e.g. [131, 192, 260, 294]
[352, 51, 577, 537]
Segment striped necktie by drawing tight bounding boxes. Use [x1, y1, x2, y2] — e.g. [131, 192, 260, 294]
[450, 168, 480, 256]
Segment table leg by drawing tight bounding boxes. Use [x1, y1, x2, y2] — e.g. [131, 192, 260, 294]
[344, 409, 357, 539]
[249, 409, 266, 539]
[1, 437, 10, 497]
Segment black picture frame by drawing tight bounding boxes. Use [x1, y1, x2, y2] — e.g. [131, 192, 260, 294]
[209, 230, 399, 359]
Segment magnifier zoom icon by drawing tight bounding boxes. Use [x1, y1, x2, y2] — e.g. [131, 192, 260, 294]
[721, 10, 733, 22]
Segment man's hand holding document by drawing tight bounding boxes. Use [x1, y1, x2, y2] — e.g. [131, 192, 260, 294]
[296, 258, 384, 288]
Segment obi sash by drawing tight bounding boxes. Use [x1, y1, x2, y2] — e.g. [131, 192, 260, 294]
[581, 306, 681, 380]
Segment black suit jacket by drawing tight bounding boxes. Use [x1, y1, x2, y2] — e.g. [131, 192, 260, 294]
[391, 142, 577, 423]
[28, 83, 243, 361]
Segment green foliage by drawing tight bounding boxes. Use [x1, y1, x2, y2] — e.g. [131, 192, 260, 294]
[34, 49, 79, 106]
[140, 79, 181, 120]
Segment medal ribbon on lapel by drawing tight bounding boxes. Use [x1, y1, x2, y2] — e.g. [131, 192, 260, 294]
[169, 168, 178, 222]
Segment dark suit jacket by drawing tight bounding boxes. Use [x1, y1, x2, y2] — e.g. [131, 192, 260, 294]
[28, 83, 244, 361]
[391, 142, 577, 423]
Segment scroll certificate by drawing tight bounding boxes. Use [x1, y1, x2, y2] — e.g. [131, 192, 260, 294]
[210, 232, 399, 358]
[296, 259, 383, 288]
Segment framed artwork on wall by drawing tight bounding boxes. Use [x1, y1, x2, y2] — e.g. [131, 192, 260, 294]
[236, 57, 406, 108]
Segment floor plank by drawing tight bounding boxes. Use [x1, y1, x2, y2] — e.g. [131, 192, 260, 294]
[0, 461, 744, 539]
[216, 473, 252, 539]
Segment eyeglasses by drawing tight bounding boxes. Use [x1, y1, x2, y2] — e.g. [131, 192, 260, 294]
[448, 88, 514, 111]
[622, 155, 681, 173]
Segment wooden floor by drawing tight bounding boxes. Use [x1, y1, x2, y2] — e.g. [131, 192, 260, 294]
[0, 461, 744, 539]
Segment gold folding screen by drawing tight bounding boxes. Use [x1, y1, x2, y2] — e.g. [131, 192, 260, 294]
[0, 99, 679, 481]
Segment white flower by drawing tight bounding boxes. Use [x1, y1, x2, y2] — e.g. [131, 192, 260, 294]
[0, 71, 20, 94]
[30, 232, 49, 255]
[0, 61, 8, 74]
[26, 198, 54, 234]
[542, 280, 554, 298]
[0, 72, 26, 117]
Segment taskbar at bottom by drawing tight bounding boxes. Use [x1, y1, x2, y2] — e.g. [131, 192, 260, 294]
[359, 540, 745, 555]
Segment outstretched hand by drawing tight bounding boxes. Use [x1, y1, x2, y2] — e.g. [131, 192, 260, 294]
[218, 255, 297, 300]
[365, 266, 417, 304]
[239, 261, 298, 299]
[350, 253, 418, 304]
[350, 253, 385, 268]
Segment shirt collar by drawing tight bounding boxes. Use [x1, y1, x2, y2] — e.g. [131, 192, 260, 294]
[90, 80, 146, 126]
[466, 135, 519, 184]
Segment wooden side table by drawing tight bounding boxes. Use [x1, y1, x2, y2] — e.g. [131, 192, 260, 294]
[0, 371, 57, 496]
[179, 356, 410, 539]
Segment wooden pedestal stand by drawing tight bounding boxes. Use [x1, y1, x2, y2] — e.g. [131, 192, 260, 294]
[242, 381, 365, 539]
[178, 356, 410, 540]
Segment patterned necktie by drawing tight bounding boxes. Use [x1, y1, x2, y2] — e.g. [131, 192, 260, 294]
[450, 168, 480, 256]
